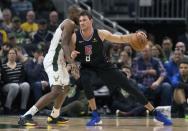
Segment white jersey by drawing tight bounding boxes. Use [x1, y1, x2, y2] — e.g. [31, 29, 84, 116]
[43, 22, 65, 69]
[43, 21, 70, 86]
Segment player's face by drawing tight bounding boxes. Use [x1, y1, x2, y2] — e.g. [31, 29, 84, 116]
[79, 15, 92, 31]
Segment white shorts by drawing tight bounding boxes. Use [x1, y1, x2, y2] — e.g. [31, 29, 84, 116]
[44, 65, 70, 87]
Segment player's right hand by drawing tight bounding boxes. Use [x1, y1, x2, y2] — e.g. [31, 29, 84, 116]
[71, 50, 80, 59]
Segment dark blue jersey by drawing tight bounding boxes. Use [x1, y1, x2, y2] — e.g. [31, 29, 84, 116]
[75, 29, 111, 68]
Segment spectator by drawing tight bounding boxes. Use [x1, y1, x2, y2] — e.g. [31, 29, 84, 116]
[164, 49, 184, 87]
[132, 44, 172, 106]
[21, 10, 38, 34]
[121, 44, 133, 67]
[48, 11, 59, 32]
[112, 66, 146, 116]
[61, 89, 89, 117]
[161, 36, 173, 60]
[7, 34, 18, 48]
[151, 44, 167, 63]
[109, 44, 122, 65]
[32, 18, 53, 54]
[24, 47, 49, 102]
[1, 48, 30, 114]
[175, 42, 188, 60]
[15, 46, 29, 64]
[2, 8, 12, 32]
[178, 24, 188, 55]
[117, 51, 131, 68]
[171, 59, 188, 118]
[11, 16, 30, 45]
[1, 43, 12, 63]
[0, 17, 8, 44]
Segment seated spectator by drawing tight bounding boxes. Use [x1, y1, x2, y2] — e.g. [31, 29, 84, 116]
[171, 59, 188, 118]
[151, 44, 167, 63]
[32, 18, 53, 54]
[0, 19, 8, 44]
[1, 43, 12, 63]
[117, 45, 133, 68]
[111, 66, 146, 116]
[132, 44, 172, 106]
[0, 46, 2, 62]
[109, 44, 122, 65]
[10, 16, 30, 45]
[164, 49, 184, 87]
[15, 46, 29, 64]
[175, 42, 188, 60]
[1, 48, 30, 114]
[7, 34, 17, 47]
[61, 89, 89, 117]
[161, 36, 173, 60]
[24, 47, 49, 102]
[123, 44, 134, 57]
[48, 11, 59, 32]
[178, 24, 188, 55]
[21, 10, 38, 34]
[0, 61, 3, 113]
[2, 8, 12, 33]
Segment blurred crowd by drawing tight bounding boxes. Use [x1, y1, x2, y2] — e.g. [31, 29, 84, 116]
[0, 0, 188, 119]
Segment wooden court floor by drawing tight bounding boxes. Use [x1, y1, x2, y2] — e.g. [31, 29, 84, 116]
[0, 116, 188, 131]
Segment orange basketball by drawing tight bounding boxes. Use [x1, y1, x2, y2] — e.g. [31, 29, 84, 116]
[130, 33, 148, 51]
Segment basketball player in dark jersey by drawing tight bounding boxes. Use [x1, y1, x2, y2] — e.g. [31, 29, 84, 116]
[70, 10, 173, 126]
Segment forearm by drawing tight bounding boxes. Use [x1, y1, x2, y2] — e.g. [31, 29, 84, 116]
[121, 34, 132, 43]
[111, 34, 132, 44]
[155, 76, 165, 85]
[62, 44, 74, 63]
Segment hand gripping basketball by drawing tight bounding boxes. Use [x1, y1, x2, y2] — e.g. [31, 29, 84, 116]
[130, 31, 148, 51]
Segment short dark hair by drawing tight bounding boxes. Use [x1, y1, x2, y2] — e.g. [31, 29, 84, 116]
[180, 58, 188, 65]
[79, 10, 93, 19]
[37, 18, 47, 25]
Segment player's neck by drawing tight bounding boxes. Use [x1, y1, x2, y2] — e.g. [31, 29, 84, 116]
[81, 27, 94, 39]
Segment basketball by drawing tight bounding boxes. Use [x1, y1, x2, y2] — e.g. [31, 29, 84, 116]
[130, 32, 148, 51]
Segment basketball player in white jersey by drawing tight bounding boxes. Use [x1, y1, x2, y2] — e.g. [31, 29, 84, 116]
[18, 5, 82, 126]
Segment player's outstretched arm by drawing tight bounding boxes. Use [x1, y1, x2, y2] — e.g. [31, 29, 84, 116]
[98, 29, 148, 51]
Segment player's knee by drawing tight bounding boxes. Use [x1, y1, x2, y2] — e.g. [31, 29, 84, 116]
[51, 85, 63, 96]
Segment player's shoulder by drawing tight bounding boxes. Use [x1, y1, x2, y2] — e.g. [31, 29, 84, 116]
[61, 19, 75, 26]
[59, 19, 75, 30]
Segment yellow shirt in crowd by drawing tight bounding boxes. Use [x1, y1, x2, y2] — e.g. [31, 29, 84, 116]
[21, 22, 38, 33]
[0, 29, 8, 44]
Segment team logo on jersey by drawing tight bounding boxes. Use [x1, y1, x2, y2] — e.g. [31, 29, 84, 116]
[84, 45, 92, 55]
[78, 40, 84, 43]
[92, 38, 97, 43]
[54, 75, 59, 82]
